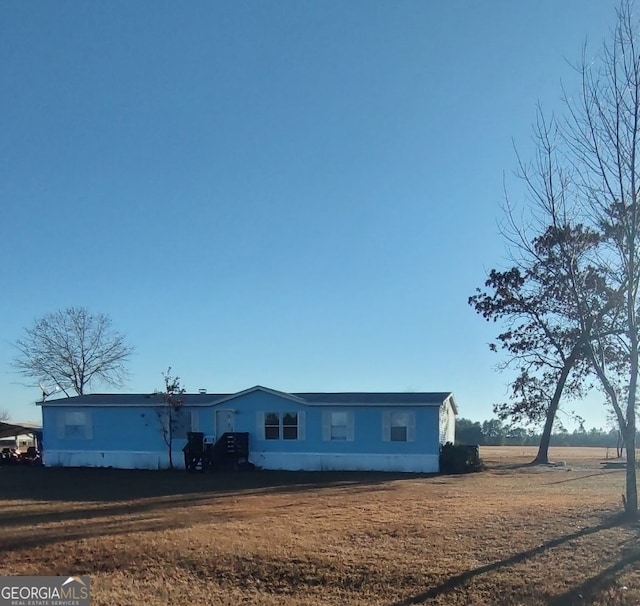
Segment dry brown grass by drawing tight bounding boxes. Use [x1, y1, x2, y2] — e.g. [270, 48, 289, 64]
[481, 446, 634, 467]
[1, 448, 639, 605]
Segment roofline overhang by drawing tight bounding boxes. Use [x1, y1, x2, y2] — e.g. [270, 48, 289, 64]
[37, 388, 457, 410]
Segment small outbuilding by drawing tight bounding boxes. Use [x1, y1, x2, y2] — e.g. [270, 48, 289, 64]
[39, 386, 457, 472]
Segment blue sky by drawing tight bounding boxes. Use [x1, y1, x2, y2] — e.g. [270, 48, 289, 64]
[0, 1, 619, 428]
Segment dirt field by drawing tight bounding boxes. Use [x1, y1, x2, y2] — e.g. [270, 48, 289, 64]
[1, 447, 639, 605]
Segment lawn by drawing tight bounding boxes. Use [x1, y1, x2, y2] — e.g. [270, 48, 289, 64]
[0, 447, 639, 605]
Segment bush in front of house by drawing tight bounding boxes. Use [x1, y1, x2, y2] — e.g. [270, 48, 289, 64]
[439, 442, 485, 474]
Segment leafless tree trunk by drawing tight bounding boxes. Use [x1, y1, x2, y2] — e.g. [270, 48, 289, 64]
[533, 346, 582, 464]
[157, 368, 185, 470]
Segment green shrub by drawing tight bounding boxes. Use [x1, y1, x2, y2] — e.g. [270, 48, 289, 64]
[439, 442, 485, 474]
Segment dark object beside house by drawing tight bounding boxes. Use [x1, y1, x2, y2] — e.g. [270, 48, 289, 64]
[439, 442, 484, 474]
[0, 448, 20, 465]
[20, 446, 42, 466]
[0, 447, 41, 466]
[212, 432, 250, 470]
[183, 431, 251, 472]
[183, 432, 206, 471]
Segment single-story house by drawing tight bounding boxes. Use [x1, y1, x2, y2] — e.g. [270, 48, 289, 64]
[39, 386, 457, 472]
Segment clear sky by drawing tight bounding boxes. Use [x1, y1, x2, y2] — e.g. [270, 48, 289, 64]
[0, 1, 620, 428]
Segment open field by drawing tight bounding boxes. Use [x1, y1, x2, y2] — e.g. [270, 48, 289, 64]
[1, 447, 639, 605]
[480, 446, 635, 468]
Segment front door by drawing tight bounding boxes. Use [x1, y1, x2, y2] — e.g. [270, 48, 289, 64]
[215, 410, 234, 440]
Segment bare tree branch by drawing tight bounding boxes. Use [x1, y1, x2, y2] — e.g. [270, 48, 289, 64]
[13, 307, 134, 396]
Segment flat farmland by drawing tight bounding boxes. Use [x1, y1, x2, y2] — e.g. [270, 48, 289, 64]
[1, 448, 639, 605]
[480, 445, 631, 467]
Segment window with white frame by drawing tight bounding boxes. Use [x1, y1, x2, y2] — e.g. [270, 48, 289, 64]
[264, 412, 280, 440]
[57, 411, 93, 440]
[282, 412, 298, 440]
[322, 410, 354, 441]
[259, 411, 305, 440]
[382, 411, 415, 442]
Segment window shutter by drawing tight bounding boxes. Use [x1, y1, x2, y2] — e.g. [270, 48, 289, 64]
[322, 411, 331, 441]
[256, 411, 265, 440]
[407, 411, 416, 442]
[298, 411, 305, 441]
[346, 411, 355, 441]
[56, 412, 65, 440]
[84, 413, 93, 440]
[382, 411, 391, 442]
[191, 411, 199, 432]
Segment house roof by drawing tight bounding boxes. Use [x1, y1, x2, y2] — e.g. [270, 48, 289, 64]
[38, 387, 457, 413]
[212, 385, 308, 407]
[294, 392, 452, 405]
[294, 392, 457, 414]
[37, 393, 226, 407]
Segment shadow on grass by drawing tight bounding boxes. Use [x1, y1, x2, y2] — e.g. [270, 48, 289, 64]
[0, 465, 432, 504]
[547, 549, 640, 605]
[389, 512, 635, 606]
[484, 462, 539, 473]
[547, 471, 616, 485]
[0, 507, 249, 555]
[0, 466, 441, 556]
[0, 491, 231, 529]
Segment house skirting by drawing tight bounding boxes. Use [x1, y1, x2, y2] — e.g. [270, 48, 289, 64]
[250, 452, 440, 473]
[44, 449, 185, 470]
[44, 450, 440, 473]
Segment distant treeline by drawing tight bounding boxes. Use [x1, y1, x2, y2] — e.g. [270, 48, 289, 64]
[456, 418, 626, 448]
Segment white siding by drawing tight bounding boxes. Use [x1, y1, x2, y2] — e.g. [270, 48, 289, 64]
[439, 400, 456, 445]
[44, 449, 184, 470]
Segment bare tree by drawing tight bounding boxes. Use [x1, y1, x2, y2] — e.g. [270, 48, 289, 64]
[13, 307, 133, 396]
[521, 114, 619, 465]
[156, 368, 186, 470]
[557, 0, 640, 516]
[0, 410, 10, 422]
[470, 114, 609, 464]
[471, 3, 640, 517]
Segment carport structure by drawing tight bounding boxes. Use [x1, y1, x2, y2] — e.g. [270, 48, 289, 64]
[0, 421, 42, 450]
